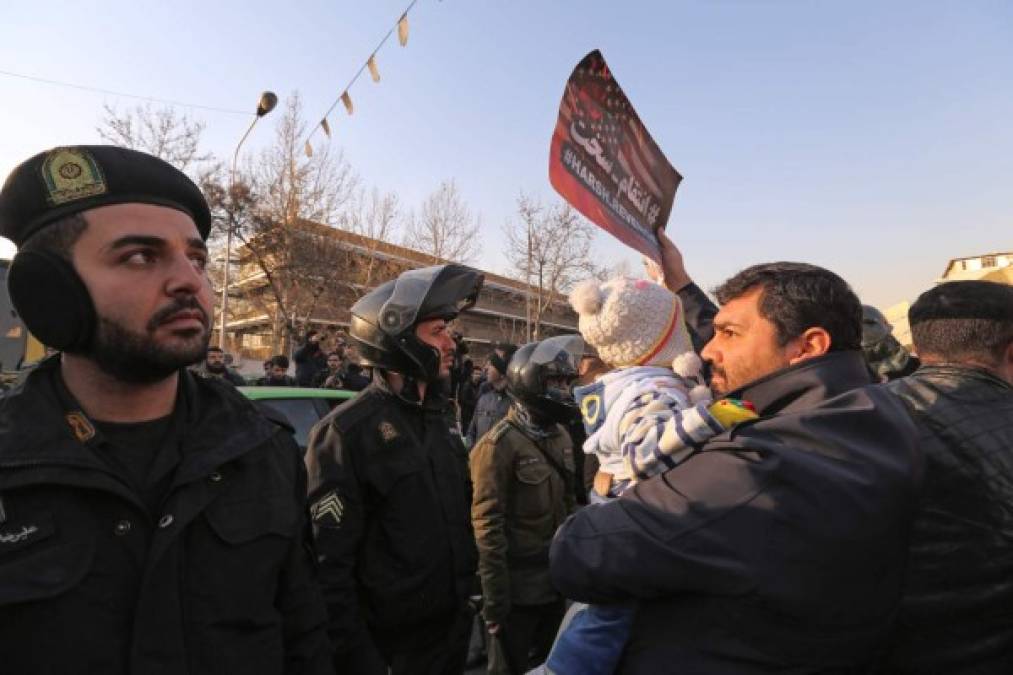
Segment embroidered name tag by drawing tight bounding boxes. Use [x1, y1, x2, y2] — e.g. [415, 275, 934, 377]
[0, 512, 55, 553]
[0, 525, 39, 544]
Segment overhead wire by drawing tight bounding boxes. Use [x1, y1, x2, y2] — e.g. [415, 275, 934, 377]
[0, 68, 253, 116]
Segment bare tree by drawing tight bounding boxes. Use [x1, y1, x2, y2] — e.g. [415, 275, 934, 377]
[203, 93, 360, 354]
[96, 103, 213, 173]
[337, 187, 404, 298]
[403, 179, 480, 263]
[505, 194, 597, 340]
[591, 257, 636, 282]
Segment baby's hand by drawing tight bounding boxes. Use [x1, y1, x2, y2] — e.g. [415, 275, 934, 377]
[708, 399, 758, 429]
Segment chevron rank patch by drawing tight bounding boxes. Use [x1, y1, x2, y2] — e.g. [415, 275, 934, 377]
[311, 491, 345, 528]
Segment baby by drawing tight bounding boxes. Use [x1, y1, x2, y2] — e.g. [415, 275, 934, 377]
[545, 276, 755, 675]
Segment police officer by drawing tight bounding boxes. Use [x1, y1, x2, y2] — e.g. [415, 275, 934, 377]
[0, 145, 331, 673]
[467, 343, 517, 446]
[305, 264, 483, 675]
[470, 335, 581, 674]
[861, 304, 920, 382]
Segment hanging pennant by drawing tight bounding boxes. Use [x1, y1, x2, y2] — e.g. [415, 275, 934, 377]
[341, 91, 354, 115]
[304, 141, 314, 158]
[320, 118, 331, 138]
[397, 14, 409, 47]
[367, 55, 381, 83]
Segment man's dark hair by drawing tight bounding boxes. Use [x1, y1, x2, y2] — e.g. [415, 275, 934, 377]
[271, 354, 290, 369]
[326, 351, 343, 360]
[713, 262, 862, 351]
[305, 329, 319, 340]
[207, 346, 224, 354]
[909, 280, 1013, 365]
[19, 212, 89, 260]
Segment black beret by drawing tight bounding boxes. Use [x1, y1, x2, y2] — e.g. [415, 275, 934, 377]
[0, 145, 211, 246]
[909, 280, 1013, 326]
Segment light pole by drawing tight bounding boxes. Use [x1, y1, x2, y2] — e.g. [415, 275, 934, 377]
[219, 91, 277, 349]
[525, 218, 532, 342]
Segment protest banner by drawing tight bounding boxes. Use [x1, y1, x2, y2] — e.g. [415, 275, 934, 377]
[549, 50, 682, 261]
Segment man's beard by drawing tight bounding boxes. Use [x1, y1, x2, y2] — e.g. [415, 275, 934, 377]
[206, 362, 226, 374]
[88, 299, 210, 384]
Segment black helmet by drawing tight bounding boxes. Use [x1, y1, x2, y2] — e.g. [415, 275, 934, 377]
[506, 334, 584, 423]
[349, 264, 484, 381]
[860, 304, 892, 348]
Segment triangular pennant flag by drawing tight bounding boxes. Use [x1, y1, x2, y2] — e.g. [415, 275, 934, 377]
[341, 91, 354, 115]
[320, 118, 331, 138]
[397, 13, 409, 47]
[367, 55, 381, 83]
[304, 141, 313, 158]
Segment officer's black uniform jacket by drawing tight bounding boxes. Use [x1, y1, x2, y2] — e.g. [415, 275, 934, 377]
[0, 357, 332, 675]
[305, 373, 477, 664]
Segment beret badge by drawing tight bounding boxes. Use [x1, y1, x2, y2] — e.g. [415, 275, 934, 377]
[41, 147, 107, 206]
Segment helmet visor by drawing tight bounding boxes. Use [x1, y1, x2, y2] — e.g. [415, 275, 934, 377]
[528, 334, 584, 375]
[378, 264, 483, 336]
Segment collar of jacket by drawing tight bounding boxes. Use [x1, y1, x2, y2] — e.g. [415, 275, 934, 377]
[908, 363, 1012, 391]
[507, 404, 560, 441]
[0, 355, 280, 483]
[725, 350, 872, 416]
[373, 368, 451, 414]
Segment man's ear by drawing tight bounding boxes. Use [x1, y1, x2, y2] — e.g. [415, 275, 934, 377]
[787, 327, 832, 366]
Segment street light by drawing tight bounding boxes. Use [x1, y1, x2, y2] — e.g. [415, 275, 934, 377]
[219, 91, 277, 349]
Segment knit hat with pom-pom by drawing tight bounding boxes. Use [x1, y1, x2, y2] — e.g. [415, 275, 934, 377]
[569, 276, 695, 369]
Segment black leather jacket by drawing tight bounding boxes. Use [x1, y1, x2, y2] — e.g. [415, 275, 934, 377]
[883, 365, 1013, 674]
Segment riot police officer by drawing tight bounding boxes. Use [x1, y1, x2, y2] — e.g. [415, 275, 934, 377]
[861, 304, 920, 381]
[305, 264, 484, 675]
[470, 334, 582, 674]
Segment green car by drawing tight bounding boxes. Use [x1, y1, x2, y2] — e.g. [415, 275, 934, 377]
[239, 386, 357, 449]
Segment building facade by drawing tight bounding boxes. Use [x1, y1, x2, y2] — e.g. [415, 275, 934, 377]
[212, 221, 579, 366]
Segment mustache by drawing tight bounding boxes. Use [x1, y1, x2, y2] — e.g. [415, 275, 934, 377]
[147, 297, 209, 331]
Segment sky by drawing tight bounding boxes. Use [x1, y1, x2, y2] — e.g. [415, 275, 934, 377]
[1, 0, 1010, 309]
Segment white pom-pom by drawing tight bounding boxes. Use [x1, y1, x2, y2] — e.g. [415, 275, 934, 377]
[672, 352, 703, 378]
[689, 384, 712, 405]
[569, 280, 605, 316]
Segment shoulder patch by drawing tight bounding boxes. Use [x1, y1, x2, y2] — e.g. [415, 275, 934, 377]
[378, 420, 399, 442]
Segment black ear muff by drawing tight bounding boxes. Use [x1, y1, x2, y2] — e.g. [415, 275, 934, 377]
[7, 250, 95, 352]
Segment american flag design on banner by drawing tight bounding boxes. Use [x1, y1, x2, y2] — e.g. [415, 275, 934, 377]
[549, 50, 682, 261]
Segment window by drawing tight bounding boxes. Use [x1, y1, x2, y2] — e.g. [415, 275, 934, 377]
[982, 255, 997, 268]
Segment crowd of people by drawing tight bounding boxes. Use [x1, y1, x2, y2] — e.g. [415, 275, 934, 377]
[0, 142, 1011, 675]
[190, 328, 373, 391]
